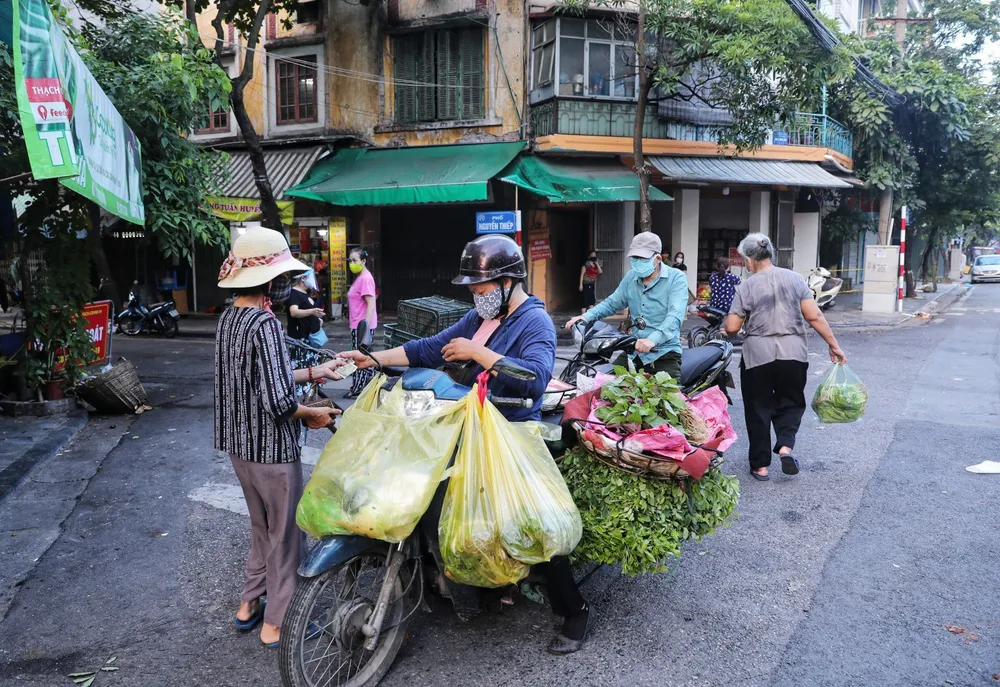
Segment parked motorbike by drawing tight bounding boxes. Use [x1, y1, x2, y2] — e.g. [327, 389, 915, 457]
[115, 281, 180, 338]
[686, 305, 745, 349]
[807, 267, 843, 310]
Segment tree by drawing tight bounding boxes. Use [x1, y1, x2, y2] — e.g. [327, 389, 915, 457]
[167, 0, 306, 232]
[566, 0, 853, 232]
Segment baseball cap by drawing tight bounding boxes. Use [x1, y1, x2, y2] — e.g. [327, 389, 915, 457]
[626, 232, 662, 259]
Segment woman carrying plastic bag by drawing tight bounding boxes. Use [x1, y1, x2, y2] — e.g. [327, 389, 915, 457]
[812, 363, 868, 423]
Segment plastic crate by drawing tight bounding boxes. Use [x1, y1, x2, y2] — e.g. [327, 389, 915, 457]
[396, 296, 472, 338]
[383, 323, 421, 349]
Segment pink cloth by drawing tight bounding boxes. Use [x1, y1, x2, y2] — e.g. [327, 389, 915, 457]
[471, 318, 502, 346]
[685, 387, 738, 453]
[348, 270, 377, 330]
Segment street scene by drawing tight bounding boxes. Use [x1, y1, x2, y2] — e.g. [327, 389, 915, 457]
[2, 0, 1000, 686]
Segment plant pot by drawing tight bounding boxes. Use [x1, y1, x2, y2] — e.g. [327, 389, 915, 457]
[44, 378, 66, 401]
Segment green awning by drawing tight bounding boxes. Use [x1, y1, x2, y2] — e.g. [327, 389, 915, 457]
[285, 142, 525, 206]
[498, 156, 673, 203]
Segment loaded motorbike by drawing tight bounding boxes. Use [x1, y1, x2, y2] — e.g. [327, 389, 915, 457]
[115, 281, 180, 338]
[807, 267, 843, 310]
[279, 321, 735, 687]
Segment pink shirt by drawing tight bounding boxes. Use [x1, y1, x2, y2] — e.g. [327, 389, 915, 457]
[471, 318, 501, 346]
[348, 270, 377, 330]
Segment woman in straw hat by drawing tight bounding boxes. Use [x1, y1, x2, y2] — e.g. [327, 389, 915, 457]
[215, 227, 345, 647]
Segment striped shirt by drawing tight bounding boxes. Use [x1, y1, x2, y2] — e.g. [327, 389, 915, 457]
[214, 306, 301, 463]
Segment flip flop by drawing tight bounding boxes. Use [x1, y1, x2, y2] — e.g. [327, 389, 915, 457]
[780, 454, 800, 475]
[233, 598, 266, 632]
[750, 470, 770, 482]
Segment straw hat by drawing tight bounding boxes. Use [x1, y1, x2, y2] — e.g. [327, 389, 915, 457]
[217, 227, 311, 288]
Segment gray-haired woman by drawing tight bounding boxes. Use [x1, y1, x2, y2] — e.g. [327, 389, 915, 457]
[724, 233, 847, 481]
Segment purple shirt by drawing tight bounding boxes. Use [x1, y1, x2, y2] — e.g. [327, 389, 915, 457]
[348, 270, 377, 330]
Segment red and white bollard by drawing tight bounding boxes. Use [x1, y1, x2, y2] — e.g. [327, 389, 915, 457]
[898, 206, 907, 312]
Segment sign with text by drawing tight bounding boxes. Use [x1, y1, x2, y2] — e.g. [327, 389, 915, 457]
[475, 210, 520, 235]
[328, 217, 348, 303]
[81, 300, 112, 364]
[528, 227, 552, 261]
[728, 247, 744, 268]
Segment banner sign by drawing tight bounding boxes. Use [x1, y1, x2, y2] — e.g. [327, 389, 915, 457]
[328, 217, 348, 302]
[528, 227, 551, 261]
[11, 0, 145, 225]
[81, 300, 112, 364]
[476, 210, 520, 235]
[728, 247, 744, 268]
[206, 196, 295, 225]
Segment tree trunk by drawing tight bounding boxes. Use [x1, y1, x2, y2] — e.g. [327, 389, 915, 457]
[633, 2, 652, 234]
[87, 203, 121, 309]
[185, 0, 196, 25]
[877, 188, 893, 244]
[210, 1, 283, 232]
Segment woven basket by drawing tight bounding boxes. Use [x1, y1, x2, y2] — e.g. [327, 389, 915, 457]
[573, 421, 723, 481]
[75, 359, 148, 414]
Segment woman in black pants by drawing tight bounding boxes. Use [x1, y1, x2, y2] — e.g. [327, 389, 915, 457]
[724, 233, 847, 481]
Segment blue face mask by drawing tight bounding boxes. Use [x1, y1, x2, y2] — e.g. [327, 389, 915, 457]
[630, 256, 657, 278]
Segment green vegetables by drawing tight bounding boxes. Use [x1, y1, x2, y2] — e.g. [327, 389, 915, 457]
[595, 365, 707, 441]
[558, 448, 740, 576]
[811, 363, 868, 423]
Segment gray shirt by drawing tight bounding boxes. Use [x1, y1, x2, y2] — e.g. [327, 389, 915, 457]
[729, 267, 813, 370]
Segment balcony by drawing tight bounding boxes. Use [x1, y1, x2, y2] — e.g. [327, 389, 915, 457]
[530, 97, 853, 161]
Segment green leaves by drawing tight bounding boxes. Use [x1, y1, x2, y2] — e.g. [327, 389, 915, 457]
[594, 366, 690, 435]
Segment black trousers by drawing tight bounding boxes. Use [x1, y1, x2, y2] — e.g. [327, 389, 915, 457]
[739, 358, 808, 470]
[637, 351, 682, 383]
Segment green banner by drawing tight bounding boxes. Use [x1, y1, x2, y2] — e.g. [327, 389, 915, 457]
[11, 0, 144, 225]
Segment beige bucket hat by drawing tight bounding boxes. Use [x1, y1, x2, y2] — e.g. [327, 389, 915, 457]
[217, 227, 311, 288]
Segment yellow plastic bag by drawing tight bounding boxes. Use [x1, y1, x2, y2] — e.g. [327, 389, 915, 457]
[296, 374, 466, 543]
[439, 389, 583, 588]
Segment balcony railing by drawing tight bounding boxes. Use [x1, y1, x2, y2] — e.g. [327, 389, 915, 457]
[530, 97, 853, 159]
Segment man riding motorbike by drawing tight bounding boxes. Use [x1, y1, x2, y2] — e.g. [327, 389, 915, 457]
[341, 234, 592, 654]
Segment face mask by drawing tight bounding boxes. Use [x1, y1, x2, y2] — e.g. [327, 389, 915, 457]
[630, 256, 657, 278]
[473, 285, 504, 320]
[268, 274, 292, 305]
[675, 257, 684, 264]
[588, 255, 597, 261]
[349, 262, 364, 275]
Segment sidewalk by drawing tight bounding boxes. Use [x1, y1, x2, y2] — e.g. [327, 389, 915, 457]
[822, 280, 967, 328]
[0, 413, 87, 504]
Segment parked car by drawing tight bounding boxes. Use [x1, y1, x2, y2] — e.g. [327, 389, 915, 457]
[970, 255, 1000, 283]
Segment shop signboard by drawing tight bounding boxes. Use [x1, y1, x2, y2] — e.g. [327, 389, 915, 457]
[528, 227, 552, 261]
[206, 196, 295, 225]
[81, 300, 113, 364]
[10, 0, 145, 224]
[328, 217, 348, 314]
[728, 247, 744, 268]
[475, 211, 520, 235]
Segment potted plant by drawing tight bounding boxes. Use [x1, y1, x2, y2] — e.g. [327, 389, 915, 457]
[24, 304, 97, 402]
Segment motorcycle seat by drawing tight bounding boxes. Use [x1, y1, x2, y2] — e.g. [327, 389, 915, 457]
[700, 306, 728, 319]
[679, 346, 724, 387]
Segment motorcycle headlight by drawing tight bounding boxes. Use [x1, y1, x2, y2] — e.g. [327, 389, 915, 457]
[572, 324, 584, 347]
[582, 338, 607, 355]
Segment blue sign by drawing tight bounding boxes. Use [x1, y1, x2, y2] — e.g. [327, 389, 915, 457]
[772, 131, 789, 146]
[476, 211, 520, 235]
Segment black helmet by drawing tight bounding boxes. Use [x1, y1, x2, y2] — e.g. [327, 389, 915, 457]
[452, 235, 527, 285]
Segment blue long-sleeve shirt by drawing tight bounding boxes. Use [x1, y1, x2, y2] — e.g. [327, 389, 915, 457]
[401, 295, 555, 422]
[583, 265, 688, 364]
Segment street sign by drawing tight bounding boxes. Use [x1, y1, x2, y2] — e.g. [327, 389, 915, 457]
[475, 211, 520, 235]
[772, 131, 789, 146]
[81, 300, 113, 364]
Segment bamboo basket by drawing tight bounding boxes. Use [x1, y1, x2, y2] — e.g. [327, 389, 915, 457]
[75, 358, 148, 414]
[573, 421, 723, 480]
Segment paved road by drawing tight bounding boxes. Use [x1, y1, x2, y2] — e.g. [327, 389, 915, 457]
[1, 284, 997, 686]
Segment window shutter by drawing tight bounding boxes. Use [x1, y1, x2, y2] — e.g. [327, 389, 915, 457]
[417, 32, 436, 122]
[394, 35, 417, 123]
[436, 30, 460, 121]
[459, 29, 484, 119]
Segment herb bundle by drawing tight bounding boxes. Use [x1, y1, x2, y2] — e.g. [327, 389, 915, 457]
[594, 365, 708, 442]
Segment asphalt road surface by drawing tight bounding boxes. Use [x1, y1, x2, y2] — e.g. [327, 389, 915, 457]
[1, 283, 998, 686]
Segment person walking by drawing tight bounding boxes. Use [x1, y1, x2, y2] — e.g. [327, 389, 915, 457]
[567, 232, 688, 381]
[286, 270, 326, 347]
[215, 227, 344, 647]
[347, 248, 378, 397]
[578, 251, 602, 313]
[723, 233, 847, 481]
[708, 257, 740, 312]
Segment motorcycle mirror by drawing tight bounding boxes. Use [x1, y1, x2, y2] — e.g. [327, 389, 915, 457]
[491, 357, 538, 383]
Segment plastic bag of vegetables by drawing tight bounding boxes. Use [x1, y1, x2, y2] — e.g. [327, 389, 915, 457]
[811, 363, 868, 423]
[296, 375, 466, 543]
[439, 387, 583, 588]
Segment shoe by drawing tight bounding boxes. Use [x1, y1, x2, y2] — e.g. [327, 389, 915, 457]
[233, 598, 265, 632]
[547, 606, 594, 655]
[780, 454, 800, 475]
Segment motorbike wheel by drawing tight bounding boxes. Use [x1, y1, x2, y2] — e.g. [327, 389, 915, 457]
[280, 553, 407, 687]
[687, 326, 711, 349]
[120, 316, 143, 336]
[162, 318, 179, 338]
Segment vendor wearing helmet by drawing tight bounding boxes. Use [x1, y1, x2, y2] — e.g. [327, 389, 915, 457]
[341, 235, 592, 654]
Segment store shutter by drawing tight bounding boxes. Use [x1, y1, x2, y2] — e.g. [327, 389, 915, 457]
[459, 28, 484, 119]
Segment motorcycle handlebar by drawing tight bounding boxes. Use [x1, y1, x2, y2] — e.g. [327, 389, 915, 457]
[489, 396, 533, 410]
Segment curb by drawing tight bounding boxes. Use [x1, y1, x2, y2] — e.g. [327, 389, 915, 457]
[827, 283, 965, 329]
[0, 411, 88, 504]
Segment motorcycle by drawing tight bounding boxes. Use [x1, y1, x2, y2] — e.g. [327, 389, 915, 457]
[807, 267, 843, 310]
[115, 281, 180, 338]
[279, 321, 736, 687]
[686, 305, 744, 349]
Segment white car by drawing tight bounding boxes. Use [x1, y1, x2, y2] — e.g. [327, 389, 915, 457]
[971, 254, 1000, 283]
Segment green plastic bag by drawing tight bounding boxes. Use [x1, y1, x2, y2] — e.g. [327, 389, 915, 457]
[439, 389, 583, 588]
[811, 363, 868, 423]
[296, 375, 466, 543]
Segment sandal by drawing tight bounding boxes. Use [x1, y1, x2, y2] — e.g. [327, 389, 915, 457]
[233, 598, 265, 632]
[780, 454, 800, 475]
[750, 470, 770, 482]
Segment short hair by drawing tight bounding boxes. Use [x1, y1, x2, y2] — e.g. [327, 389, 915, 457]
[738, 233, 775, 262]
[230, 283, 268, 297]
[349, 248, 368, 261]
[715, 257, 730, 273]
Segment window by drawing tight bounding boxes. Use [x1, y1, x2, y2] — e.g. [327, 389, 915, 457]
[530, 18, 638, 99]
[394, 28, 484, 124]
[276, 55, 318, 124]
[196, 105, 230, 134]
[295, 0, 321, 24]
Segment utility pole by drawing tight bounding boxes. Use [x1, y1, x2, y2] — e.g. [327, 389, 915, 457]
[873, 0, 910, 246]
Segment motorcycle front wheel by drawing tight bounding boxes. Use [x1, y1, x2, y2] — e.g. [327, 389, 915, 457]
[687, 325, 711, 349]
[162, 317, 178, 338]
[280, 553, 408, 687]
[119, 316, 143, 336]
